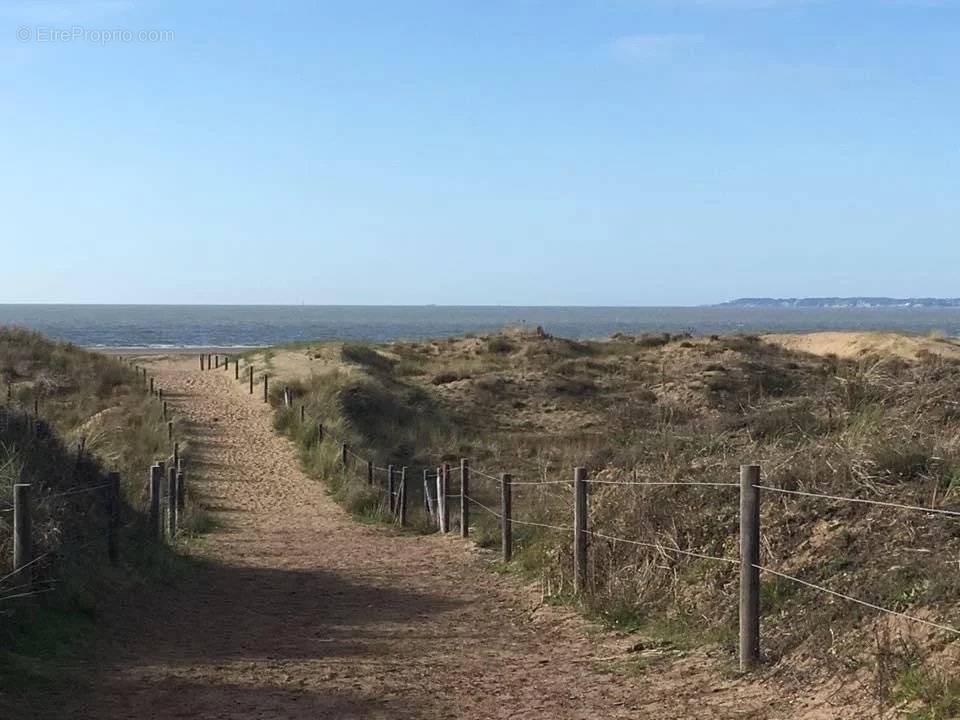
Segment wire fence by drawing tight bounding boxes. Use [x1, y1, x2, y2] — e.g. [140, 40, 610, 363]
[1, 354, 192, 606]
[239, 355, 960, 673]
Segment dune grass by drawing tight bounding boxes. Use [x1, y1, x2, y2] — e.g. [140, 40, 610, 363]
[0, 327, 204, 692]
[263, 329, 960, 713]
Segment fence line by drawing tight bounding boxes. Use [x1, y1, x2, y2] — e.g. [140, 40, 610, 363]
[588, 529, 739, 565]
[754, 564, 960, 636]
[587, 479, 739, 489]
[753, 484, 960, 518]
[44, 482, 113, 500]
[236, 352, 960, 673]
[2, 354, 192, 605]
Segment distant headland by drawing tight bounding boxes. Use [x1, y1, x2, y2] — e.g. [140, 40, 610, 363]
[717, 297, 960, 308]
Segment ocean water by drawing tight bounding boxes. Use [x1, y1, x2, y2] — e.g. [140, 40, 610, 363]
[0, 305, 959, 348]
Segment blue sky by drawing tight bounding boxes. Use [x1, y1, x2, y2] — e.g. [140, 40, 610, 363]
[1, 0, 958, 305]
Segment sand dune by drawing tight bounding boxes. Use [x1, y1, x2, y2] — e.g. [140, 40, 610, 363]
[763, 331, 960, 361]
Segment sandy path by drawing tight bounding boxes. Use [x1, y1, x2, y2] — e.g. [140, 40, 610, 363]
[46, 356, 782, 719]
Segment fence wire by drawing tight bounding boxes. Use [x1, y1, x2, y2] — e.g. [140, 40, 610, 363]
[754, 484, 960, 518]
[588, 530, 739, 565]
[755, 564, 960, 636]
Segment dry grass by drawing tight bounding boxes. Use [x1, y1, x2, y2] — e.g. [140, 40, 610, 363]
[0, 327, 202, 686]
[263, 328, 960, 714]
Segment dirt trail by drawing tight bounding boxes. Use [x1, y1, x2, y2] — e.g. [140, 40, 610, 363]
[47, 356, 788, 719]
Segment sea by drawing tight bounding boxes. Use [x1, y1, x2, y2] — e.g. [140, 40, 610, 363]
[0, 305, 959, 348]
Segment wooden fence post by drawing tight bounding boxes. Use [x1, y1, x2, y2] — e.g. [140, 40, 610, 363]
[739, 464, 761, 671]
[149, 464, 162, 539]
[177, 470, 186, 512]
[107, 472, 120, 563]
[387, 464, 395, 513]
[300, 405, 305, 423]
[215, 355, 219, 369]
[167, 420, 173, 442]
[436, 467, 443, 530]
[158, 388, 163, 403]
[461, 458, 470, 538]
[441, 463, 451, 533]
[163, 402, 168, 421]
[367, 460, 374, 486]
[263, 374, 269, 403]
[399, 467, 407, 526]
[168, 466, 179, 538]
[235, 359, 239, 380]
[199, 354, 204, 370]
[224, 355, 229, 372]
[173, 442, 179, 471]
[249, 366, 254, 394]
[149, 377, 154, 395]
[574, 466, 588, 594]
[13, 483, 32, 583]
[423, 469, 433, 517]
[341, 443, 348, 466]
[501, 473, 512, 562]
[207, 353, 212, 370]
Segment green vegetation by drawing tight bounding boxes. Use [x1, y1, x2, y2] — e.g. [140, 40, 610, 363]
[262, 328, 960, 714]
[0, 327, 202, 693]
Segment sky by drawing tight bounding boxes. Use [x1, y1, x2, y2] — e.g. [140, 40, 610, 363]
[1, 0, 958, 306]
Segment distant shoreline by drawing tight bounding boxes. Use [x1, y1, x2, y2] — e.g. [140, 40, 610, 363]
[718, 297, 960, 309]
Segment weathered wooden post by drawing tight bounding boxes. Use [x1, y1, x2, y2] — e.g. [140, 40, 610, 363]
[235, 359, 240, 380]
[215, 355, 219, 369]
[107, 472, 120, 563]
[199, 354, 204, 370]
[176, 470, 186, 512]
[162, 401, 168, 421]
[740, 464, 761, 671]
[399, 467, 408, 526]
[263, 374, 269, 403]
[423, 469, 433, 517]
[387, 464, 395, 513]
[167, 420, 173, 441]
[341, 443, 348, 466]
[173, 442, 179, 471]
[318, 423, 324, 442]
[158, 388, 164, 403]
[300, 405, 305, 422]
[249, 366, 254, 394]
[435, 467, 443, 530]
[574, 466, 588, 594]
[224, 355, 229, 372]
[149, 377, 154, 395]
[367, 460, 374, 486]
[501, 473, 512, 562]
[460, 458, 470, 538]
[168, 466, 179, 538]
[13, 483, 32, 583]
[441, 463, 451, 534]
[207, 353, 212, 369]
[149, 464, 162, 539]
